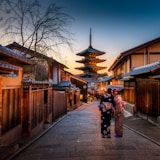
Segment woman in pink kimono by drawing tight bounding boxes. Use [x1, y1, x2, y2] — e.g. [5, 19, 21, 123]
[113, 89, 126, 138]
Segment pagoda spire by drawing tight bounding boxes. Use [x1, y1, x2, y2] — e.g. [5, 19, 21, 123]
[76, 29, 106, 80]
[89, 28, 92, 47]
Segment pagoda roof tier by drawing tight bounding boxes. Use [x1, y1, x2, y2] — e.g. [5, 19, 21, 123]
[79, 73, 97, 77]
[76, 58, 106, 63]
[75, 65, 106, 71]
[77, 73, 103, 79]
[78, 72, 97, 77]
[76, 46, 105, 57]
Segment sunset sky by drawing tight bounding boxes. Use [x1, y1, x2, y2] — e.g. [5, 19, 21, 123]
[48, 0, 160, 73]
[49, 0, 160, 75]
[2, 0, 160, 75]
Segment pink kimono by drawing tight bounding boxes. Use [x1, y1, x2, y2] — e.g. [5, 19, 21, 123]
[114, 95, 126, 137]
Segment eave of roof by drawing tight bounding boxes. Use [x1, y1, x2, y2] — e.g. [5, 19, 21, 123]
[76, 46, 105, 56]
[76, 65, 106, 70]
[99, 76, 113, 82]
[77, 72, 104, 77]
[58, 81, 71, 87]
[76, 58, 106, 63]
[108, 37, 160, 71]
[7, 42, 68, 69]
[123, 61, 160, 77]
[0, 45, 31, 65]
[0, 61, 20, 74]
[82, 77, 100, 83]
[149, 75, 160, 79]
[70, 75, 87, 84]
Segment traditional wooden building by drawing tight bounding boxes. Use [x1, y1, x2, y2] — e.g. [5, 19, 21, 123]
[108, 37, 160, 87]
[7, 42, 85, 137]
[6, 42, 69, 137]
[7, 42, 68, 84]
[0, 41, 86, 149]
[108, 37, 160, 124]
[53, 70, 88, 109]
[75, 29, 106, 80]
[70, 74, 88, 103]
[0, 45, 31, 145]
[122, 61, 160, 124]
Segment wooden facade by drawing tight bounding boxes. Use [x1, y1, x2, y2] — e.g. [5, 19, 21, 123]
[108, 37, 160, 86]
[123, 62, 160, 123]
[0, 45, 30, 145]
[70, 75, 88, 103]
[0, 82, 23, 145]
[136, 79, 160, 121]
[123, 81, 135, 104]
[23, 82, 51, 136]
[123, 78, 160, 123]
[7, 42, 68, 84]
[52, 90, 67, 121]
[0, 43, 82, 147]
[108, 37, 160, 123]
[22, 81, 67, 137]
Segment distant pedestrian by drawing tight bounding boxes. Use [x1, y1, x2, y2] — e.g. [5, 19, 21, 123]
[95, 93, 99, 100]
[113, 89, 126, 138]
[99, 88, 114, 138]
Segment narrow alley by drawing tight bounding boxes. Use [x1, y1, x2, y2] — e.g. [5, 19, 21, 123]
[7, 101, 160, 160]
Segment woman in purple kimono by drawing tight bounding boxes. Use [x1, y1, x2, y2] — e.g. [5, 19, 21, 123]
[113, 89, 126, 138]
[99, 88, 114, 138]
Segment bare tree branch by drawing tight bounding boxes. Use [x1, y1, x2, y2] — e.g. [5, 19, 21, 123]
[0, 0, 74, 59]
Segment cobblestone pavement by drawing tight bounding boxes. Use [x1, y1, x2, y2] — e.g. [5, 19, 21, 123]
[2, 101, 160, 160]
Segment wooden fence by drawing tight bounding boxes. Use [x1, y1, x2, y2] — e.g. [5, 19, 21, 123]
[123, 87, 135, 104]
[23, 82, 67, 137]
[0, 81, 79, 145]
[1, 88, 22, 135]
[124, 79, 160, 123]
[52, 90, 67, 121]
[123, 81, 135, 104]
[136, 79, 160, 122]
[0, 84, 23, 145]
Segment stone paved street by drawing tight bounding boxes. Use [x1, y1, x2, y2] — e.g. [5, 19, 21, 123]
[7, 101, 160, 160]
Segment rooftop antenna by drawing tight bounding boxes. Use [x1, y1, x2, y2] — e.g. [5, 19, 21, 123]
[89, 28, 92, 47]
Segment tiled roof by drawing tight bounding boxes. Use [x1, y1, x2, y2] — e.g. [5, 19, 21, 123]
[98, 76, 113, 82]
[0, 45, 30, 65]
[7, 42, 68, 68]
[76, 58, 106, 63]
[108, 37, 160, 71]
[124, 61, 160, 76]
[70, 75, 87, 84]
[0, 61, 20, 71]
[76, 46, 105, 56]
[76, 65, 106, 70]
[58, 81, 71, 87]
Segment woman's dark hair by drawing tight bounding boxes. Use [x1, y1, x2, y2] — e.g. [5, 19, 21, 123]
[107, 88, 112, 94]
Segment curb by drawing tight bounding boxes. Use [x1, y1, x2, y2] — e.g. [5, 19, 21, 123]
[6, 115, 67, 160]
[124, 124, 160, 146]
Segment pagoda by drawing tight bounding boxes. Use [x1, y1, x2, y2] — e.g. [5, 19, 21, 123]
[75, 29, 106, 81]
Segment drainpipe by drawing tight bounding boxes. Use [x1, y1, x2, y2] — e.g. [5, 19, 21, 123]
[144, 48, 148, 65]
[148, 51, 150, 64]
[146, 87, 149, 121]
[144, 50, 145, 65]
